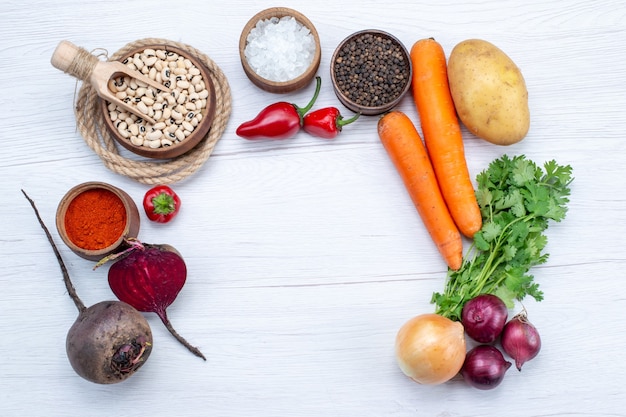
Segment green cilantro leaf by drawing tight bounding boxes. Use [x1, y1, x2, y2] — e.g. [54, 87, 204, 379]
[433, 154, 573, 321]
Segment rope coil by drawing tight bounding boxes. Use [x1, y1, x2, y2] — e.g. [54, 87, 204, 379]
[74, 38, 232, 184]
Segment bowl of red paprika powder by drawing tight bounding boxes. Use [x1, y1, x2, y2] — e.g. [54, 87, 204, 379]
[56, 182, 141, 261]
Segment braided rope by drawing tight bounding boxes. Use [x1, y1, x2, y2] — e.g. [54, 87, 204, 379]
[74, 38, 232, 184]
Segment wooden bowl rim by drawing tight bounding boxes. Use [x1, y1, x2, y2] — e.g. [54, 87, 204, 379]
[239, 7, 322, 94]
[100, 44, 217, 160]
[330, 29, 412, 115]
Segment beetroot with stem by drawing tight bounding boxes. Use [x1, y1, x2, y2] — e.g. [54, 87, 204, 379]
[22, 190, 153, 384]
[98, 238, 206, 360]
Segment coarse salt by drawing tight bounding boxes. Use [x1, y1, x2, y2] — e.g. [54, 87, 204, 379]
[245, 16, 316, 82]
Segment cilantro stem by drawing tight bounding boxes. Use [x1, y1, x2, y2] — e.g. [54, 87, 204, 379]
[431, 155, 573, 322]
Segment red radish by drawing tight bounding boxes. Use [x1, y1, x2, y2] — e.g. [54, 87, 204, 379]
[23, 190, 153, 384]
[97, 238, 205, 360]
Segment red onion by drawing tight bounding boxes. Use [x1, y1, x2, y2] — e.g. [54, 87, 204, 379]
[501, 310, 541, 371]
[461, 345, 511, 390]
[461, 294, 508, 343]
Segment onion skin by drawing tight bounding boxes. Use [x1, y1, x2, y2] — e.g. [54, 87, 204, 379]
[501, 311, 541, 371]
[395, 313, 466, 385]
[461, 345, 511, 390]
[461, 294, 508, 343]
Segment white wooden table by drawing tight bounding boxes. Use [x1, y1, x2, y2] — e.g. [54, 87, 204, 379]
[1, 1, 624, 416]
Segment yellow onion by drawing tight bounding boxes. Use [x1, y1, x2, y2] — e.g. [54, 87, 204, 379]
[395, 313, 466, 385]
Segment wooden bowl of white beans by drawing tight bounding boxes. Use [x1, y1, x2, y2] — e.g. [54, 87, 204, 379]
[100, 45, 217, 159]
[239, 7, 321, 93]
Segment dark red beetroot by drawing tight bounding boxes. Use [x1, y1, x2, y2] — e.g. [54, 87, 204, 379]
[66, 301, 152, 383]
[98, 239, 205, 360]
[23, 190, 152, 384]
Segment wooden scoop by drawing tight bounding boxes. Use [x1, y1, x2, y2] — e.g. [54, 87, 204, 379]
[51, 40, 171, 124]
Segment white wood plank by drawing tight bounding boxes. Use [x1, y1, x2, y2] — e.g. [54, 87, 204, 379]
[1, 0, 625, 415]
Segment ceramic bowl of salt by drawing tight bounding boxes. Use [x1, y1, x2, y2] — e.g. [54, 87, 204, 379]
[239, 7, 321, 93]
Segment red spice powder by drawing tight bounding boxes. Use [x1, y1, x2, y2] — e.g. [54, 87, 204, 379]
[64, 188, 127, 250]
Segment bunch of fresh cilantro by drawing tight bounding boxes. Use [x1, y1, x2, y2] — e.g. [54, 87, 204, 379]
[432, 154, 573, 321]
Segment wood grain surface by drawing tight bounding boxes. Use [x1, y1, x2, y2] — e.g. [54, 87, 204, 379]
[1, 0, 625, 416]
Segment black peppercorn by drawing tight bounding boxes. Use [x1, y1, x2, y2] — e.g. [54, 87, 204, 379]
[333, 31, 410, 110]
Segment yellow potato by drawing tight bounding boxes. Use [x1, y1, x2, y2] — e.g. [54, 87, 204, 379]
[447, 39, 529, 145]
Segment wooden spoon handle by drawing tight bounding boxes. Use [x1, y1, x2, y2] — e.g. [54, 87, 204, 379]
[50, 40, 97, 81]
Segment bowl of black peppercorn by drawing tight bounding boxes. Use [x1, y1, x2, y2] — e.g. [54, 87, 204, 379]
[330, 30, 412, 115]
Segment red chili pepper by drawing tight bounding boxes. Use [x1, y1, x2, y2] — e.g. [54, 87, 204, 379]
[143, 185, 181, 223]
[236, 76, 322, 140]
[303, 107, 360, 139]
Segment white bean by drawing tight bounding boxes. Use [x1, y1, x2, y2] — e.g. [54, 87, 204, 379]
[181, 120, 193, 131]
[130, 136, 143, 146]
[191, 75, 203, 86]
[146, 139, 162, 148]
[175, 128, 186, 141]
[136, 101, 149, 115]
[198, 89, 209, 99]
[171, 110, 183, 120]
[176, 80, 190, 90]
[146, 129, 163, 140]
[143, 56, 158, 67]
[129, 124, 139, 136]
[117, 127, 130, 139]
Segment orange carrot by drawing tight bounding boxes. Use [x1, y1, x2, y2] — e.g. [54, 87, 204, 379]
[410, 38, 482, 238]
[378, 111, 463, 271]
